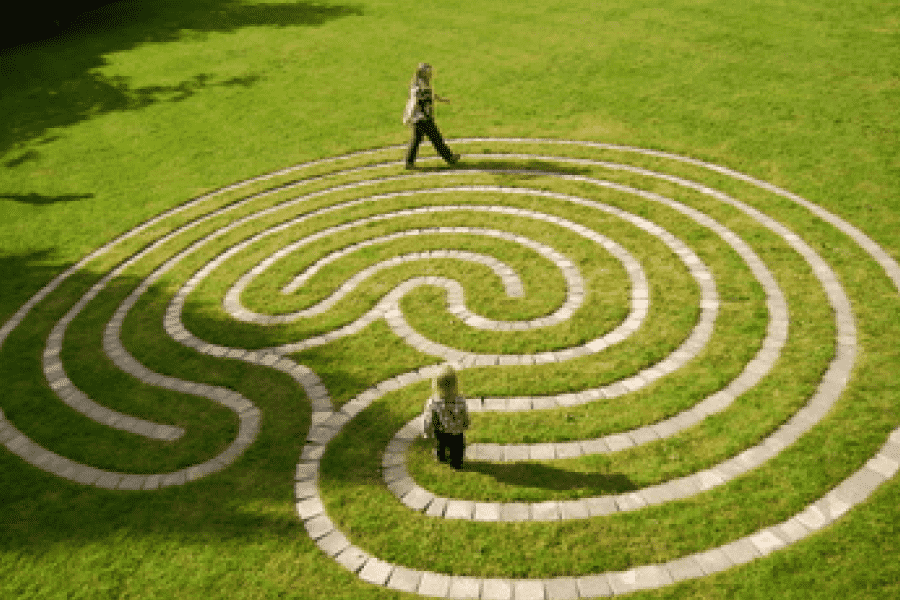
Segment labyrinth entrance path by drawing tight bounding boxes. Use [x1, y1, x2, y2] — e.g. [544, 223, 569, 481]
[2, 138, 899, 598]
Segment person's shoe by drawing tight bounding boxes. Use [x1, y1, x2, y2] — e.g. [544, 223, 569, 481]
[448, 153, 460, 165]
[405, 163, 416, 170]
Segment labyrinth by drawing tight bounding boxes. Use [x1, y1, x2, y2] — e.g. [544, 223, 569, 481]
[2, 138, 899, 598]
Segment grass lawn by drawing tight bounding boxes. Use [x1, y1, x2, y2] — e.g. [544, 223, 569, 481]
[1, 1, 898, 599]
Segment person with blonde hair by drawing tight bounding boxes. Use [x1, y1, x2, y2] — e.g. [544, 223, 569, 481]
[402, 62, 460, 170]
[422, 364, 470, 469]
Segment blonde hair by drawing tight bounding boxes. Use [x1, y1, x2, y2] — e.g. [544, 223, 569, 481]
[410, 62, 432, 90]
[432, 364, 459, 401]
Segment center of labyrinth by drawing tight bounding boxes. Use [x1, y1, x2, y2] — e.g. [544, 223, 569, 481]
[2, 138, 899, 598]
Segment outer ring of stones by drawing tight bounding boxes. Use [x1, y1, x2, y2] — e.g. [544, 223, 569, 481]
[0, 138, 895, 598]
[282, 143, 900, 597]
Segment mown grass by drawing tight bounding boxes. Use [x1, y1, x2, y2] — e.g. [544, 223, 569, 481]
[1, 1, 898, 599]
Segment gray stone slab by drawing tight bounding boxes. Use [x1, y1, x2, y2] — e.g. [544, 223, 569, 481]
[359, 557, 394, 585]
[418, 571, 452, 597]
[545, 577, 579, 599]
[295, 497, 325, 520]
[695, 547, 733, 574]
[473, 502, 501, 522]
[445, 500, 475, 520]
[481, 578, 513, 600]
[777, 517, 811, 543]
[404, 487, 436, 511]
[529, 444, 556, 460]
[749, 529, 787, 556]
[665, 556, 705, 581]
[334, 545, 368, 574]
[559, 500, 589, 520]
[511, 580, 545, 600]
[447, 576, 481, 599]
[584, 496, 617, 517]
[426, 497, 448, 517]
[531, 501, 560, 521]
[116, 475, 146, 491]
[388, 477, 416, 498]
[316, 530, 350, 557]
[304, 515, 334, 540]
[94, 473, 123, 489]
[720, 538, 761, 565]
[576, 574, 612, 597]
[499, 503, 530, 521]
[554, 443, 583, 460]
[615, 492, 647, 512]
[503, 445, 531, 461]
[640, 484, 676, 505]
[386, 565, 423, 593]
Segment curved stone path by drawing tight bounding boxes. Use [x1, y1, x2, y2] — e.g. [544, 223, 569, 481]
[1, 138, 898, 598]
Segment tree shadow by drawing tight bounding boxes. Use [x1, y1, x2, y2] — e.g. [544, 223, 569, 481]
[0, 192, 95, 205]
[0, 0, 365, 158]
[0, 248, 370, 556]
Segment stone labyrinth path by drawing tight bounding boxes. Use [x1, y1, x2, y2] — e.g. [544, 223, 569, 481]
[2, 138, 899, 598]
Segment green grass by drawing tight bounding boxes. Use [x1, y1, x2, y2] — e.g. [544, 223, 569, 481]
[1, 1, 899, 599]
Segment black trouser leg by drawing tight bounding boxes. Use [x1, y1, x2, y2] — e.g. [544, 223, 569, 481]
[405, 124, 425, 166]
[420, 118, 456, 163]
[435, 432, 449, 463]
[447, 433, 465, 469]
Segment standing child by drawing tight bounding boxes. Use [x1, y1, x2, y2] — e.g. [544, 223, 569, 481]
[422, 364, 470, 469]
[402, 62, 461, 169]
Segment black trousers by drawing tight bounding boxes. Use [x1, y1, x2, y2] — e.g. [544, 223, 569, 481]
[406, 118, 456, 166]
[435, 432, 465, 469]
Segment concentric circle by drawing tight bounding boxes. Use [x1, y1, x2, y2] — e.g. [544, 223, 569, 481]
[1, 138, 898, 597]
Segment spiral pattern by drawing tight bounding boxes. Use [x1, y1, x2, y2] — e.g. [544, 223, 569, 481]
[2, 138, 898, 597]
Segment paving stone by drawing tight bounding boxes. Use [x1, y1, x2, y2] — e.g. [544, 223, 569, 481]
[481, 578, 513, 600]
[94, 473, 123, 489]
[796, 505, 829, 531]
[499, 503, 530, 521]
[418, 571, 453, 597]
[444, 500, 475, 519]
[579, 438, 609, 454]
[545, 577, 579, 599]
[615, 492, 647, 511]
[295, 497, 325, 520]
[473, 502, 501, 522]
[777, 517, 811, 543]
[531, 501, 560, 521]
[554, 442, 583, 459]
[117, 475, 146, 491]
[694, 547, 733, 574]
[529, 444, 556, 460]
[512, 580, 546, 600]
[447, 576, 481, 599]
[584, 496, 617, 517]
[359, 557, 394, 585]
[304, 515, 334, 540]
[335, 546, 368, 574]
[559, 500, 589, 520]
[316, 530, 350, 557]
[665, 556, 705, 581]
[640, 484, 676, 505]
[386, 565, 422, 593]
[426, 497, 448, 517]
[720, 538, 761, 565]
[749, 529, 787, 556]
[503, 445, 531, 461]
[404, 487, 436, 511]
[576, 574, 612, 597]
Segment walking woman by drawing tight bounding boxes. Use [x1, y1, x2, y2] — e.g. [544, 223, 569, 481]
[422, 364, 470, 469]
[402, 63, 460, 169]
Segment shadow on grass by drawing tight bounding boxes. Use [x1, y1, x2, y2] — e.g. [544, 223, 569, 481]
[459, 458, 636, 494]
[0, 192, 96, 205]
[415, 159, 596, 177]
[0, 0, 365, 158]
[0, 248, 372, 554]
